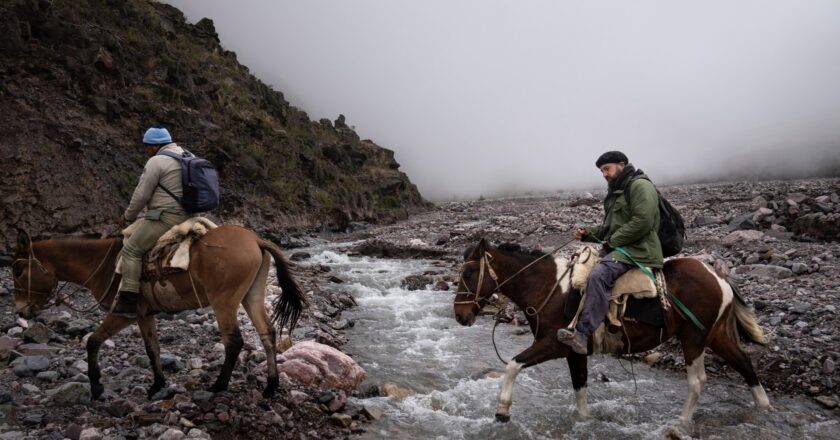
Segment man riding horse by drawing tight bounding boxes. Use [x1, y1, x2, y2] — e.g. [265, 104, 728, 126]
[557, 150, 662, 353]
[112, 125, 194, 318]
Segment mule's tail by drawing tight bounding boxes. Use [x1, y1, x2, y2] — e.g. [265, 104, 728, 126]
[726, 276, 766, 345]
[258, 238, 309, 334]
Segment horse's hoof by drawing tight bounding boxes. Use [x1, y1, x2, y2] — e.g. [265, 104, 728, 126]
[91, 383, 105, 400]
[262, 382, 278, 399]
[495, 413, 511, 423]
[208, 384, 227, 393]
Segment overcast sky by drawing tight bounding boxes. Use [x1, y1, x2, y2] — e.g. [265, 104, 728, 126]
[168, 0, 840, 200]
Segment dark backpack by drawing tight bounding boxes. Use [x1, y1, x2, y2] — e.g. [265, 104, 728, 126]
[625, 177, 686, 257]
[157, 150, 220, 213]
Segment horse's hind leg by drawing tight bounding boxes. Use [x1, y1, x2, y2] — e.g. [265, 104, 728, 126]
[86, 314, 135, 399]
[241, 251, 279, 398]
[208, 306, 244, 393]
[137, 314, 166, 398]
[708, 335, 772, 410]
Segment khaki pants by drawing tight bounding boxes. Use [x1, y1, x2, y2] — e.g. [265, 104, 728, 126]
[120, 211, 192, 293]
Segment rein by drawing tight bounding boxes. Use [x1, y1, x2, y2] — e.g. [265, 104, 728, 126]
[455, 237, 577, 365]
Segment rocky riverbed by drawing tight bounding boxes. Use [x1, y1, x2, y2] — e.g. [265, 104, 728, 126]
[327, 177, 840, 415]
[1, 177, 839, 439]
[0, 250, 382, 440]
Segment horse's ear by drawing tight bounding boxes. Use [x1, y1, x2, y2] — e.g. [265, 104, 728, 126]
[16, 229, 31, 255]
[464, 237, 489, 261]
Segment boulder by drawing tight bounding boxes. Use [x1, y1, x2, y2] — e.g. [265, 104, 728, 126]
[65, 319, 96, 336]
[0, 336, 21, 360]
[276, 341, 366, 391]
[727, 213, 757, 231]
[11, 355, 50, 377]
[691, 215, 721, 228]
[733, 264, 793, 280]
[78, 428, 102, 440]
[722, 230, 765, 247]
[46, 382, 92, 406]
[401, 274, 433, 291]
[22, 322, 52, 343]
[381, 383, 413, 398]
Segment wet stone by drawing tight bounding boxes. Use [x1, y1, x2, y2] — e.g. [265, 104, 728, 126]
[22, 322, 52, 343]
[11, 355, 50, 377]
[824, 358, 836, 374]
[36, 370, 59, 382]
[65, 319, 95, 336]
[46, 382, 91, 406]
[78, 428, 102, 440]
[814, 396, 838, 409]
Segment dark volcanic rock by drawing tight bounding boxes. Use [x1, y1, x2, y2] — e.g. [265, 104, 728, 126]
[0, 0, 430, 253]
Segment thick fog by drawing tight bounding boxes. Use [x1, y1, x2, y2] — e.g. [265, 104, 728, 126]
[167, 0, 840, 200]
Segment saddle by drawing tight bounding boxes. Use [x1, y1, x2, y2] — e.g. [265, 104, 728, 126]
[565, 247, 669, 329]
[117, 217, 218, 280]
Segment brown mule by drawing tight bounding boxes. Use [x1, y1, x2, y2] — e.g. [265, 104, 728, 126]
[12, 226, 308, 400]
[453, 238, 771, 424]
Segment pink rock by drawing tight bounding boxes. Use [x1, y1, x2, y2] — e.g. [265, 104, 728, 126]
[277, 341, 366, 391]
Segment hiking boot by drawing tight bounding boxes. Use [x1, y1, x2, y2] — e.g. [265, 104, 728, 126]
[557, 328, 588, 354]
[112, 291, 138, 319]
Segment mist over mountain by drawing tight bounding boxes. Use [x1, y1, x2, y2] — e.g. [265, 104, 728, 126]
[168, 0, 840, 199]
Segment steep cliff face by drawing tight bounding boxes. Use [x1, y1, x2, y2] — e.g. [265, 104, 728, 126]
[0, 0, 429, 252]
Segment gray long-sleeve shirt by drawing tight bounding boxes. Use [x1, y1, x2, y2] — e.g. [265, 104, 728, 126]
[123, 143, 188, 221]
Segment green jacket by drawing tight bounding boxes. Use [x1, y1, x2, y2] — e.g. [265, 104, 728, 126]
[585, 174, 663, 268]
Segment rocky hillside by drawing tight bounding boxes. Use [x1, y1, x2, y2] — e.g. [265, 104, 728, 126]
[0, 0, 429, 253]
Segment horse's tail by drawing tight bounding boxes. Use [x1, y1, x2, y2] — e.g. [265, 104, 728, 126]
[258, 238, 309, 334]
[726, 276, 766, 346]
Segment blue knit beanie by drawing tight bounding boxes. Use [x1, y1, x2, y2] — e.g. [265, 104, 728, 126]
[142, 125, 172, 145]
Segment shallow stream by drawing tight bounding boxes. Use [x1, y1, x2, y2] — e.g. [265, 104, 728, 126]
[302, 245, 838, 439]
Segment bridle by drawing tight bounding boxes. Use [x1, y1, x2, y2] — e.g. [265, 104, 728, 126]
[14, 238, 119, 314]
[454, 237, 580, 365]
[454, 237, 578, 311]
[453, 252, 500, 309]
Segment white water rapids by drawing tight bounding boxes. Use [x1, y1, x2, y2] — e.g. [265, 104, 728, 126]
[301, 245, 838, 439]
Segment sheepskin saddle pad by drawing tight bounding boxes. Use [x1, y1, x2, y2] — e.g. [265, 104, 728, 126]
[566, 246, 667, 328]
[118, 217, 218, 279]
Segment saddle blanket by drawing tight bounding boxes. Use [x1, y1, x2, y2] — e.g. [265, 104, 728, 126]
[564, 246, 667, 328]
[116, 217, 217, 277]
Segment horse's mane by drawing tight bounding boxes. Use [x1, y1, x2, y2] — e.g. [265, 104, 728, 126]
[497, 243, 548, 258]
[33, 234, 120, 245]
[464, 242, 547, 261]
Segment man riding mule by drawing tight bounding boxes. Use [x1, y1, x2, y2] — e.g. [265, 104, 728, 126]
[557, 150, 663, 354]
[12, 227, 307, 399]
[113, 125, 195, 318]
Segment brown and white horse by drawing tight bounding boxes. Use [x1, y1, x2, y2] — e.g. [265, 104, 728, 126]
[453, 238, 771, 424]
[11, 227, 307, 399]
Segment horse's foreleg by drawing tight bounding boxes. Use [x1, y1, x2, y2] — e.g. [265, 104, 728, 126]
[567, 352, 590, 417]
[681, 351, 706, 422]
[137, 314, 166, 398]
[495, 338, 560, 422]
[209, 309, 244, 393]
[86, 314, 134, 399]
[495, 359, 523, 422]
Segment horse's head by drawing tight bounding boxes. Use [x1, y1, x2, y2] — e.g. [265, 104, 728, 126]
[12, 230, 58, 318]
[454, 238, 499, 326]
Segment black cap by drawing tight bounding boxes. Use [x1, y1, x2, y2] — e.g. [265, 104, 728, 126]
[595, 151, 628, 168]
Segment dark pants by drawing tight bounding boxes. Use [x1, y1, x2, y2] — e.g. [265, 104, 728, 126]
[576, 251, 633, 336]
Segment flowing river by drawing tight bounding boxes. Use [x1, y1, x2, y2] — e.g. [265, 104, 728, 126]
[301, 245, 838, 439]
